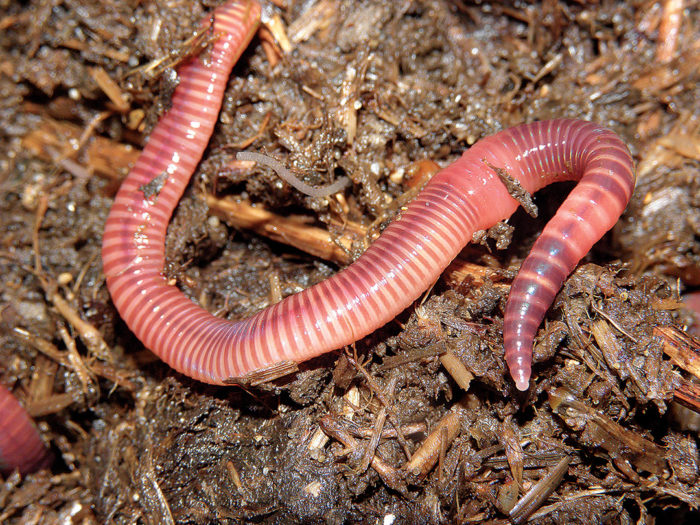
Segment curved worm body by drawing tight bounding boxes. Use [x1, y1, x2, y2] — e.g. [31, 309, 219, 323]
[500, 122, 635, 389]
[0, 384, 51, 475]
[102, 2, 635, 389]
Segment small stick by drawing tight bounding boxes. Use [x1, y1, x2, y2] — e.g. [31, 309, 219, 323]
[509, 456, 572, 524]
[404, 409, 462, 480]
[657, 0, 684, 63]
[439, 351, 474, 391]
[349, 420, 427, 440]
[345, 353, 412, 460]
[358, 375, 399, 474]
[318, 415, 405, 492]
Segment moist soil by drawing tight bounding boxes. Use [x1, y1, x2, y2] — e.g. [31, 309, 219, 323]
[1, 1, 699, 523]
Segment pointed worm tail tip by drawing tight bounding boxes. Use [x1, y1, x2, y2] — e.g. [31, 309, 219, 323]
[513, 369, 531, 392]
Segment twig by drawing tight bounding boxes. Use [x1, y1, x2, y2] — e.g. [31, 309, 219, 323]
[509, 456, 572, 524]
[318, 415, 405, 493]
[404, 409, 462, 480]
[344, 353, 413, 460]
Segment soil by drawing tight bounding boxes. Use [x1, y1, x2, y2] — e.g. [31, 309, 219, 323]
[1, 0, 699, 523]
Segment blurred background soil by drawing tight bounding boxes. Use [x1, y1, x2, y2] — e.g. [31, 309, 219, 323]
[0, 0, 699, 523]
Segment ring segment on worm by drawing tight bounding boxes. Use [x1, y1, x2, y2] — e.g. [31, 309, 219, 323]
[1, 0, 636, 474]
[0, 384, 52, 476]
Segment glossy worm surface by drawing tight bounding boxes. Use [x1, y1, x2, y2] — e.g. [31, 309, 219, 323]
[0, 384, 51, 475]
[101, 1, 635, 391]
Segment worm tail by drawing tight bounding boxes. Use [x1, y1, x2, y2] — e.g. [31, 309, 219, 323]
[499, 120, 635, 390]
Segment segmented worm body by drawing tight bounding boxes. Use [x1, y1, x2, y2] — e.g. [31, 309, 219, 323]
[0, 384, 51, 475]
[501, 123, 635, 389]
[101, 1, 635, 392]
[0, 1, 260, 476]
[0, 0, 638, 478]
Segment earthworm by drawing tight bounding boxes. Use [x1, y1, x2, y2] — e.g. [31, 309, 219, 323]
[236, 151, 350, 197]
[101, 1, 635, 390]
[683, 292, 700, 337]
[0, 384, 51, 475]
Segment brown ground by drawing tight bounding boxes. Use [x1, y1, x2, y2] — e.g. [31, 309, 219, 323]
[1, 0, 699, 523]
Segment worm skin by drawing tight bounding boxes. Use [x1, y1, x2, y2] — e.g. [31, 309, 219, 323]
[102, 3, 635, 388]
[684, 292, 700, 337]
[0, 384, 51, 475]
[501, 122, 635, 390]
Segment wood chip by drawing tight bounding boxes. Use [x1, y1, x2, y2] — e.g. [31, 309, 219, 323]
[88, 67, 130, 112]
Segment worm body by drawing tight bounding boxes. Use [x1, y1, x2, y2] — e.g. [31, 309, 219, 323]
[0, 1, 258, 476]
[684, 292, 700, 337]
[500, 122, 635, 389]
[102, 2, 635, 388]
[0, 384, 51, 475]
[236, 151, 350, 197]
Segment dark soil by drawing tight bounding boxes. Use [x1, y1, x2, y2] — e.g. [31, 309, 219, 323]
[1, 0, 699, 523]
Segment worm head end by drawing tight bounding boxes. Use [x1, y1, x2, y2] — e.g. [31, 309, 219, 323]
[505, 348, 532, 391]
[512, 368, 530, 392]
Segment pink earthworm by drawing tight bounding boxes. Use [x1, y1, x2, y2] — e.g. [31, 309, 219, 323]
[0, 384, 51, 475]
[683, 292, 700, 337]
[101, 1, 636, 391]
